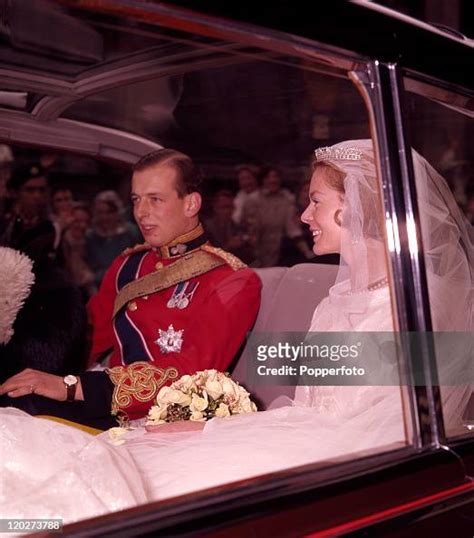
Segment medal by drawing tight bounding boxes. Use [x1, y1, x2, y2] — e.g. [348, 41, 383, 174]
[166, 281, 199, 310]
[167, 282, 186, 309]
[177, 297, 189, 309]
[156, 324, 184, 353]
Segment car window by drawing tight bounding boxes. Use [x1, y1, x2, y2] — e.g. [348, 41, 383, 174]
[403, 83, 474, 439]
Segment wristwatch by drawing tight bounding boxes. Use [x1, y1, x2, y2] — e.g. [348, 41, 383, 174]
[63, 375, 78, 402]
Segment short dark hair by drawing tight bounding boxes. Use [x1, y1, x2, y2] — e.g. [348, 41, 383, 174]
[133, 149, 203, 198]
[213, 189, 234, 204]
[259, 165, 280, 181]
[8, 162, 48, 192]
[235, 164, 259, 178]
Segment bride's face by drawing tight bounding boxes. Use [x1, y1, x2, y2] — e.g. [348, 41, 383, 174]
[301, 167, 344, 255]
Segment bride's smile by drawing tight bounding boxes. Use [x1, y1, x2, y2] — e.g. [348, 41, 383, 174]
[301, 166, 344, 256]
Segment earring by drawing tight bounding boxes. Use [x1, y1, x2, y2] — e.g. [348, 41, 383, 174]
[334, 209, 342, 227]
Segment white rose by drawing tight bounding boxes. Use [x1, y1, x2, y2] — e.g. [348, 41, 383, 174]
[205, 379, 224, 400]
[221, 377, 239, 399]
[147, 404, 168, 422]
[193, 371, 207, 386]
[236, 384, 251, 398]
[233, 396, 257, 414]
[190, 391, 209, 412]
[162, 388, 192, 406]
[156, 385, 172, 402]
[215, 403, 230, 418]
[175, 375, 197, 393]
[190, 410, 205, 422]
[107, 427, 128, 445]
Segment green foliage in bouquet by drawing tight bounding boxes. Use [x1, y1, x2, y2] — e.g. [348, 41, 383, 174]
[146, 369, 257, 424]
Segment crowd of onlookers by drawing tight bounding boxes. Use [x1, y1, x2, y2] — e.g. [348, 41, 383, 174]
[1, 143, 473, 306]
[203, 164, 324, 268]
[0, 146, 142, 301]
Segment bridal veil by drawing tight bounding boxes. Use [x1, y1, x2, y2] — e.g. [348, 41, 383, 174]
[298, 139, 473, 433]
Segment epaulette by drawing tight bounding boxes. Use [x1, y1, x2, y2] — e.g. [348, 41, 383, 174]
[121, 242, 151, 257]
[201, 244, 247, 271]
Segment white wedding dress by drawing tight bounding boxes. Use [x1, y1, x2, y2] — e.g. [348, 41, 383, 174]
[0, 392, 406, 526]
[1, 280, 468, 524]
[0, 284, 407, 526]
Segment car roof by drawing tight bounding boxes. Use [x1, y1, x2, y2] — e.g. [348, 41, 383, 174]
[0, 0, 471, 166]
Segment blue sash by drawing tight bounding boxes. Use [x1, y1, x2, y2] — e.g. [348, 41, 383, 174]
[114, 251, 151, 364]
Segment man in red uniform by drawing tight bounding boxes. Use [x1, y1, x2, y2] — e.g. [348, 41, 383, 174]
[0, 149, 261, 427]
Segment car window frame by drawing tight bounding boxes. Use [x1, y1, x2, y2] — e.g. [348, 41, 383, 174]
[0, 1, 472, 535]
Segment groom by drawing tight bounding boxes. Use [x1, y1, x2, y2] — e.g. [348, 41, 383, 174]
[0, 149, 261, 428]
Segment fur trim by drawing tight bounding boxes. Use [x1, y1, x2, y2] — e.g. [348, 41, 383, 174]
[0, 248, 35, 344]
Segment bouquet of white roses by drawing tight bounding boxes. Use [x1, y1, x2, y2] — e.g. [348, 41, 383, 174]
[146, 369, 257, 425]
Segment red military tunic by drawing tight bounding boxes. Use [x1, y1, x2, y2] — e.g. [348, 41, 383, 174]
[86, 232, 261, 420]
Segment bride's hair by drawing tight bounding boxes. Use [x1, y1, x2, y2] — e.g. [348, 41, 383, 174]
[314, 154, 384, 242]
[313, 161, 345, 192]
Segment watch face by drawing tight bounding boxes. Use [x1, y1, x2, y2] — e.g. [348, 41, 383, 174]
[64, 375, 78, 386]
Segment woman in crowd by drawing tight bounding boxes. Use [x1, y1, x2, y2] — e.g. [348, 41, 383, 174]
[242, 166, 313, 266]
[86, 190, 141, 288]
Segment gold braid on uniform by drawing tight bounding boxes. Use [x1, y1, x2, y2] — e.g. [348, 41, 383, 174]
[121, 242, 151, 257]
[200, 244, 247, 270]
[107, 361, 179, 415]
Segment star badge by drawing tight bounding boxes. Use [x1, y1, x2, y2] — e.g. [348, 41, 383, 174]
[155, 324, 184, 353]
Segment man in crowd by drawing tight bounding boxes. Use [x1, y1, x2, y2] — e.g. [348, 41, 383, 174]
[232, 164, 259, 225]
[0, 149, 261, 428]
[204, 189, 255, 264]
[0, 163, 57, 263]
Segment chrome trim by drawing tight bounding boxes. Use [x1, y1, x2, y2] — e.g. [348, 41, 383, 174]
[0, 109, 160, 163]
[403, 71, 473, 113]
[351, 61, 445, 448]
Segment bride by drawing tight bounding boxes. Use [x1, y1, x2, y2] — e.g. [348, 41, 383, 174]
[1, 139, 472, 524]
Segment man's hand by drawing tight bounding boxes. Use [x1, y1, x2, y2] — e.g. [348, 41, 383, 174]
[0, 369, 82, 401]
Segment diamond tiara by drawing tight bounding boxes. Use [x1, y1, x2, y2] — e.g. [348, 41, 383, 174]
[314, 146, 362, 162]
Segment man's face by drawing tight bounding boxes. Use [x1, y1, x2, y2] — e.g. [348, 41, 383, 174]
[131, 164, 198, 247]
[52, 189, 73, 214]
[69, 208, 90, 239]
[238, 170, 257, 193]
[263, 170, 281, 193]
[17, 176, 49, 216]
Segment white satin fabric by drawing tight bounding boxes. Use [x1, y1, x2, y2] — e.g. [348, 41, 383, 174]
[0, 383, 406, 526]
[294, 282, 406, 436]
[0, 408, 147, 527]
[116, 402, 405, 502]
